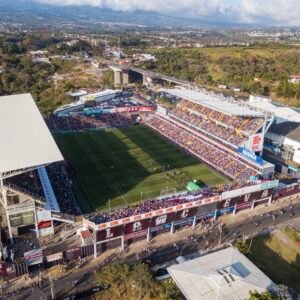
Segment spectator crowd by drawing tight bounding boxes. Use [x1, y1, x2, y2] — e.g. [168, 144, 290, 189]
[178, 99, 264, 136]
[146, 115, 257, 181]
[5, 164, 79, 215]
[45, 113, 134, 132]
[170, 107, 247, 147]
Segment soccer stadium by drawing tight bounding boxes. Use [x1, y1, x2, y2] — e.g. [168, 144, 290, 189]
[1, 89, 299, 264]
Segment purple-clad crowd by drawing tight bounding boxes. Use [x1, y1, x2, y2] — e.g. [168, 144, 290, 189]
[45, 113, 133, 132]
[170, 107, 247, 147]
[5, 164, 79, 215]
[88, 180, 263, 225]
[89, 191, 212, 225]
[146, 115, 257, 181]
[178, 100, 264, 136]
[46, 163, 81, 215]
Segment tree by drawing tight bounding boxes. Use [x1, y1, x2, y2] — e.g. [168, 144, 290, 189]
[234, 239, 251, 255]
[96, 262, 170, 299]
[249, 290, 278, 300]
[160, 280, 182, 300]
[97, 262, 130, 297]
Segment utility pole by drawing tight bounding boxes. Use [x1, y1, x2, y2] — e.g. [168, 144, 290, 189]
[218, 223, 223, 246]
[48, 274, 55, 300]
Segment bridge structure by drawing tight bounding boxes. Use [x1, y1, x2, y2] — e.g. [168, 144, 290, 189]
[106, 60, 198, 88]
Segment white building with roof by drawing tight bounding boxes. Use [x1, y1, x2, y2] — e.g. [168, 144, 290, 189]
[167, 247, 275, 300]
[80, 89, 121, 103]
[248, 95, 300, 172]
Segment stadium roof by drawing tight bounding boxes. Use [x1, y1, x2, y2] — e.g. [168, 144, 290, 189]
[269, 122, 300, 143]
[0, 94, 63, 174]
[162, 88, 264, 117]
[248, 100, 300, 123]
[80, 89, 121, 102]
[167, 247, 275, 300]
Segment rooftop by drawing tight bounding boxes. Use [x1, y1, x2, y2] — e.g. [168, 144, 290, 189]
[269, 121, 300, 143]
[0, 94, 63, 174]
[248, 100, 300, 123]
[162, 88, 264, 117]
[167, 247, 275, 300]
[80, 89, 121, 102]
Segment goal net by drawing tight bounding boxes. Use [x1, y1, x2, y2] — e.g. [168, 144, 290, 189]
[160, 187, 177, 197]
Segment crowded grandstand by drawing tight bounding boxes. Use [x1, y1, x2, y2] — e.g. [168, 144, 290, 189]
[0, 90, 300, 272]
[144, 88, 275, 182]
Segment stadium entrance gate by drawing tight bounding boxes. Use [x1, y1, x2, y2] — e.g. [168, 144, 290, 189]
[95, 236, 123, 257]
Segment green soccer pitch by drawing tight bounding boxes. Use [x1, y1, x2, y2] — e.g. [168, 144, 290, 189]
[55, 126, 227, 213]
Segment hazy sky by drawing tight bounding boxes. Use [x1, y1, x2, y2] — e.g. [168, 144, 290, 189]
[36, 0, 300, 25]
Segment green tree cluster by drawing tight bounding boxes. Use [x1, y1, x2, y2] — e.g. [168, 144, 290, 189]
[96, 262, 182, 300]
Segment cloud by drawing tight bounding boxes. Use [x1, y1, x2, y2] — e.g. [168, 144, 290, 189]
[35, 0, 300, 25]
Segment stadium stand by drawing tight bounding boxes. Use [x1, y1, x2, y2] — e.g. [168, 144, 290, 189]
[167, 99, 266, 150]
[146, 115, 257, 181]
[5, 163, 80, 215]
[177, 99, 265, 136]
[45, 113, 134, 132]
[87, 180, 267, 225]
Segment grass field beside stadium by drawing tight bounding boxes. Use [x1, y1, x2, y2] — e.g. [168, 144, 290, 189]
[248, 228, 300, 292]
[55, 126, 227, 213]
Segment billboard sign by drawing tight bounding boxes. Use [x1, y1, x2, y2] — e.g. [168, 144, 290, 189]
[260, 180, 279, 190]
[65, 247, 81, 261]
[9, 211, 35, 227]
[124, 219, 150, 236]
[150, 223, 172, 233]
[173, 217, 194, 226]
[249, 133, 264, 152]
[94, 195, 221, 230]
[222, 184, 261, 200]
[150, 213, 174, 227]
[237, 147, 264, 165]
[24, 248, 43, 266]
[96, 225, 124, 242]
[6, 202, 35, 216]
[124, 229, 148, 240]
[216, 207, 235, 216]
[174, 207, 197, 221]
[37, 210, 51, 222]
[37, 210, 54, 237]
[115, 106, 154, 113]
[46, 252, 63, 262]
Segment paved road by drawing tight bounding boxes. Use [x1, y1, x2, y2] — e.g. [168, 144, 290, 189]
[3, 200, 300, 300]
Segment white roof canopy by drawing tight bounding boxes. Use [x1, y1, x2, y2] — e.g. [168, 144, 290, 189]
[162, 88, 265, 117]
[0, 94, 63, 174]
[167, 247, 275, 300]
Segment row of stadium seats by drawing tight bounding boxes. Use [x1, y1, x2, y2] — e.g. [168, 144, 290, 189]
[89, 191, 214, 224]
[146, 115, 257, 181]
[5, 164, 80, 215]
[45, 113, 134, 132]
[178, 99, 264, 135]
[169, 107, 247, 147]
[88, 179, 265, 225]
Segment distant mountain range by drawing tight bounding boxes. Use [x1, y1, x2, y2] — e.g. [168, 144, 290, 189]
[0, 0, 250, 29]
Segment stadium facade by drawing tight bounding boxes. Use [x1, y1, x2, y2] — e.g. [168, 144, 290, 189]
[83, 180, 281, 256]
